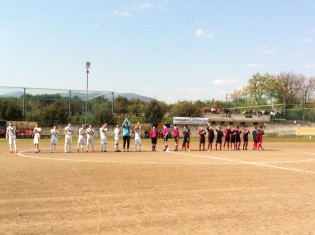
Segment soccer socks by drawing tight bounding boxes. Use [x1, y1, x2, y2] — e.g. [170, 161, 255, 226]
[164, 143, 168, 151]
[253, 143, 257, 150]
[50, 144, 56, 153]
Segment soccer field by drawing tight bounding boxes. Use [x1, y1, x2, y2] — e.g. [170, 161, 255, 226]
[1, 138, 315, 234]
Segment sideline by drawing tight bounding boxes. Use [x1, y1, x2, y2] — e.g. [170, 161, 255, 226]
[17, 149, 242, 166]
[170, 150, 315, 175]
[16, 148, 315, 174]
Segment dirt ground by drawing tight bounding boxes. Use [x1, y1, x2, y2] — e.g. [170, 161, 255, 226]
[0, 138, 315, 235]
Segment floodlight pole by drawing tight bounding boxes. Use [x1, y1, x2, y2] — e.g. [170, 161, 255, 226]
[85, 62, 91, 125]
[112, 92, 114, 114]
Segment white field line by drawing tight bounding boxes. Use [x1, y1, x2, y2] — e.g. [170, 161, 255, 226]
[168, 150, 315, 175]
[259, 159, 315, 164]
[17, 148, 315, 174]
[16, 149, 241, 165]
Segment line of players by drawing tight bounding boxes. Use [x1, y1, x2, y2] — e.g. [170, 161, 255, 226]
[154, 123, 264, 152]
[5, 118, 140, 154]
[196, 124, 264, 151]
[5, 120, 264, 154]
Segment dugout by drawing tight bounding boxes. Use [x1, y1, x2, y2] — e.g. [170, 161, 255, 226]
[5, 121, 38, 139]
[0, 120, 6, 138]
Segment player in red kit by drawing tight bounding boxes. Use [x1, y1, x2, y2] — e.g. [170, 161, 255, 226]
[230, 127, 236, 150]
[223, 125, 231, 149]
[235, 126, 242, 150]
[163, 124, 170, 151]
[198, 126, 206, 151]
[257, 126, 264, 150]
[207, 123, 215, 151]
[252, 126, 258, 150]
[173, 124, 180, 151]
[150, 126, 158, 151]
[242, 126, 250, 150]
[215, 126, 224, 151]
[181, 125, 190, 151]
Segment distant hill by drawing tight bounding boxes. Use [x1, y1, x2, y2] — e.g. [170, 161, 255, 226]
[0, 90, 152, 102]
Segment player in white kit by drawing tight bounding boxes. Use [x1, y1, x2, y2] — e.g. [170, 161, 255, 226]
[50, 125, 59, 153]
[64, 123, 73, 153]
[114, 125, 121, 152]
[6, 122, 17, 153]
[134, 122, 142, 151]
[33, 123, 41, 153]
[100, 123, 108, 152]
[86, 124, 95, 152]
[77, 124, 85, 153]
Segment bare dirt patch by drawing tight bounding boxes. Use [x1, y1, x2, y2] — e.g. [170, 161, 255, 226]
[1, 139, 315, 234]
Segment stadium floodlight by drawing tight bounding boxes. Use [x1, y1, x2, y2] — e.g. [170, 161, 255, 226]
[85, 62, 91, 125]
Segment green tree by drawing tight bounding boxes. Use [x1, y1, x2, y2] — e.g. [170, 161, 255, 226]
[303, 77, 315, 104]
[245, 73, 276, 106]
[71, 96, 84, 115]
[0, 99, 23, 120]
[114, 96, 129, 114]
[91, 109, 116, 126]
[39, 102, 68, 126]
[143, 99, 164, 123]
[275, 72, 306, 108]
[171, 101, 202, 117]
[128, 98, 145, 116]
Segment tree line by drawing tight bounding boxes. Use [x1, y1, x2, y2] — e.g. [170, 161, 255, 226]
[229, 72, 315, 110]
[0, 71, 314, 125]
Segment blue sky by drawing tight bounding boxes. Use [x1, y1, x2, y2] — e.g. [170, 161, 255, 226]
[1, 0, 315, 103]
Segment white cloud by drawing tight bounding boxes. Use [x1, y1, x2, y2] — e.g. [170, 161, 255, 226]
[212, 79, 239, 86]
[304, 38, 313, 43]
[293, 51, 303, 56]
[172, 88, 204, 93]
[141, 86, 160, 92]
[113, 10, 132, 17]
[246, 63, 257, 68]
[246, 63, 264, 68]
[297, 38, 313, 43]
[139, 3, 154, 9]
[261, 49, 275, 55]
[305, 62, 315, 70]
[194, 29, 214, 39]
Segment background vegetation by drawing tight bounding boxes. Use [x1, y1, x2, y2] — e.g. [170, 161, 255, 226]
[0, 71, 314, 125]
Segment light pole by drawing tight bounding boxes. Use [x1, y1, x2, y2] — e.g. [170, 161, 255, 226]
[225, 94, 228, 110]
[85, 62, 91, 125]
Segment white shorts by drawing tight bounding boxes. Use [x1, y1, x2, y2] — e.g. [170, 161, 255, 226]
[114, 137, 119, 145]
[134, 137, 141, 145]
[87, 136, 94, 145]
[65, 135, 72, 144]
[51, 136, 58, 145]
[9, 136, 16, 145]
[78, 135, 85, 145]
[100, 136, 107, 145]
[34, 136, 40, 144]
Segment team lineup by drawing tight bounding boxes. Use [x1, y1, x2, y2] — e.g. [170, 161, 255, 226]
[5, 118, 265, 154]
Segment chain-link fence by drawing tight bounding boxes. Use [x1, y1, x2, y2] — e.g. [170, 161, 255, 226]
[0, 86, 114, 125]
